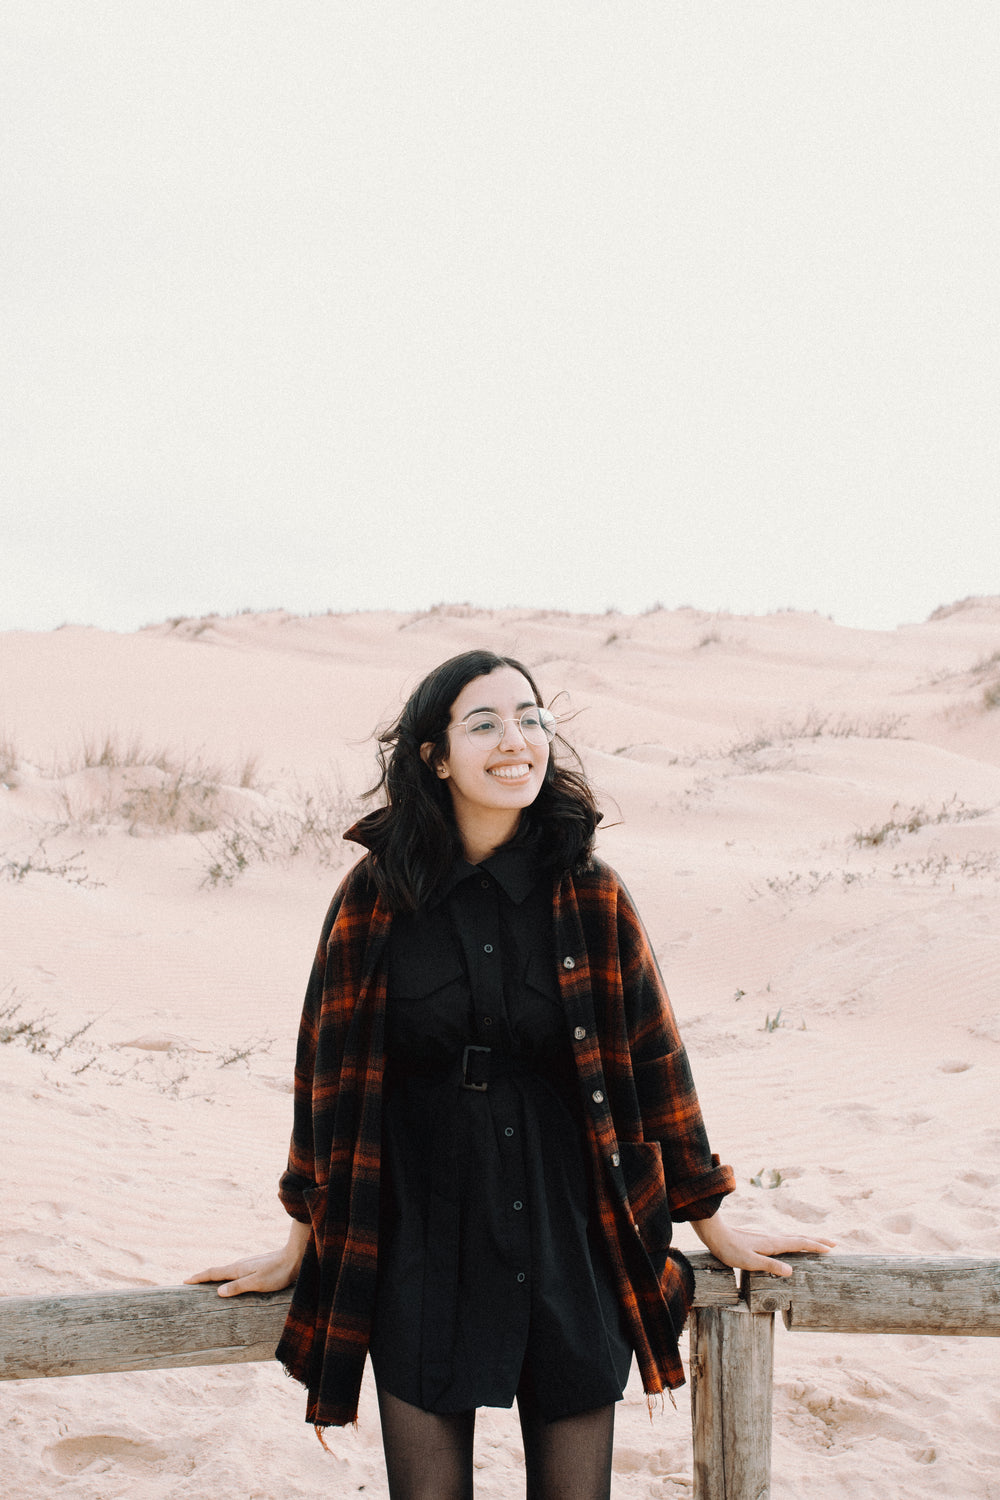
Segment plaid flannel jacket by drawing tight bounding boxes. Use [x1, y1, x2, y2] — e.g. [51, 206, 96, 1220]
[275, 852, 735, 1430]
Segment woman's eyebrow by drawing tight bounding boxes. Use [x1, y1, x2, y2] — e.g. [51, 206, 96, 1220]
[460, 700, 536, 719]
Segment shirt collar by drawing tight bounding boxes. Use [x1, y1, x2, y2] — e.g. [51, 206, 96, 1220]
[439, 843, 539, 906]
[344, 813, 541, 906]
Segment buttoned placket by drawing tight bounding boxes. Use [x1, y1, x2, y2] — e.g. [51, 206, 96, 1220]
[450, 875, 533, 1332]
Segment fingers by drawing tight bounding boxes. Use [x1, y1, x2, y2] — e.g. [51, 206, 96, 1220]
[184, 1264, 241, 1286]
[740, 1232, 837, 1255]
[184, 1269, 259, 1297]
[216, 1276, 252, 1297]
[184, 1262, 263, 1295]
[750, 1235, 837, 1277]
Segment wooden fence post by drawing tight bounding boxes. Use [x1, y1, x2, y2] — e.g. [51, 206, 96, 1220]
[690, 1304, 774, 1500]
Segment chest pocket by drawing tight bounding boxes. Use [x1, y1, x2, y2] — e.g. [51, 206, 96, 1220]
[386, 941, 468, 1066]
[505, 952, 567, 1057]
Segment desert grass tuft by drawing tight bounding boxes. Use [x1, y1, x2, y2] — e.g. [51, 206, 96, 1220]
[1, 837, 99, 887]
[719, 711, 908, 770]
[0, 984, 52, 1051]
[0, 730, 19, 787]
[853, 794, 988, 848]
[199, 776, 362, 887]
[57, 763, 227, 836]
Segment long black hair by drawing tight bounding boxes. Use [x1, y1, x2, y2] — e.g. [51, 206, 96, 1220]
[354, 649, 600, 912]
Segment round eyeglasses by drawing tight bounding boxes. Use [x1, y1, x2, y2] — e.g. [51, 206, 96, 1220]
[452, 707, 557, 747]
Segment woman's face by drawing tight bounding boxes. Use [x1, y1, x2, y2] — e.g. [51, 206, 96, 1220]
[426, 666, 550, 830]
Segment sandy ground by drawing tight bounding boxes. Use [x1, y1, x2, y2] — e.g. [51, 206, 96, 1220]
[1, 600, 998, 1498]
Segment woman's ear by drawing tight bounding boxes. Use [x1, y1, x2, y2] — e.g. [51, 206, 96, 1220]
[421, 742, 449, 778]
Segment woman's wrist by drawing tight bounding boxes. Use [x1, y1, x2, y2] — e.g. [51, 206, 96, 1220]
[284, 1218, 312, 1270]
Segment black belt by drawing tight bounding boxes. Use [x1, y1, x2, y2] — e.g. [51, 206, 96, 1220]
[460, 1044, 531, 1091]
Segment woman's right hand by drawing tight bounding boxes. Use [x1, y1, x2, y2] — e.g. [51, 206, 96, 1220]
[185, 1219, 312, 1297]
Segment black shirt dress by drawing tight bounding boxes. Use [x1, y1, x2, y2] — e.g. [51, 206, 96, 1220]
[367, 845, 633, 1421]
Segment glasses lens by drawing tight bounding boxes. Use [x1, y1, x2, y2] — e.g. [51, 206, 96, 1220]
[460, 709, 556, 745]
[465, 712, 504, 742]
[519, 707, 556, 744]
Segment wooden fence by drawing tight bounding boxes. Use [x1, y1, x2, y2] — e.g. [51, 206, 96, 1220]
[2, 1254, 998, 1498]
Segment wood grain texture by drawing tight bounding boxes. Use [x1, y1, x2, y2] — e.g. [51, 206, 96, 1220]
[746, 1254, 1000, 1335]
[691, 1305, 773, 1500]
[0, 1285, 293, 1380]
[0, 1254, 736, 1382]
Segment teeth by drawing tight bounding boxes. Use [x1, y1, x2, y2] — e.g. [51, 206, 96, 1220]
[489, 764, 530, 780]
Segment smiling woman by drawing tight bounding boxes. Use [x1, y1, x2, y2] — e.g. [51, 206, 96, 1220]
[420, 666, 556, 862]
[187, 648, 832, 1499]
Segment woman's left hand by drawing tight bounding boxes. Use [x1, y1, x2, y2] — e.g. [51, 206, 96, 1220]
[690, 1214, 835, 1278]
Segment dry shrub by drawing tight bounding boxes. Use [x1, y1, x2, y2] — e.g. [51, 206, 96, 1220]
[0, 731, 18, 787]
[199, 777, 362, 886]
[853, 795, 988, 848]
[58, 763, 230, 836]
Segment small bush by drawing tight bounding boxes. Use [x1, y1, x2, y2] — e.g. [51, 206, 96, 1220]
[1, 730, 19, 786]
[0, 986, 52, 1051]
[1, 838, 98, 887]
[720, 711, 908, 770]
[199, 778, 362, 887]
[853, 795, 987, 848]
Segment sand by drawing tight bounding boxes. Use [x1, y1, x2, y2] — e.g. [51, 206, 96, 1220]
[1, 600, 998, 1498]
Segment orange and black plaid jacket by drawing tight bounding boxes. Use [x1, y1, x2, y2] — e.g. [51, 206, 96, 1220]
[275, 853, 734, 1430]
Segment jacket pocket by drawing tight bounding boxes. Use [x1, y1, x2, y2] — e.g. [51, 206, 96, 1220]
[618, 1140, 672, 1251]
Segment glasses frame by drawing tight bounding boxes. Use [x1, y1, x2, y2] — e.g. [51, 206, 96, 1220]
[449, 707, 557, 747]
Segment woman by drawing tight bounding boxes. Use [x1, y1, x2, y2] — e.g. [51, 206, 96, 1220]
[188, 649, 831, 1500]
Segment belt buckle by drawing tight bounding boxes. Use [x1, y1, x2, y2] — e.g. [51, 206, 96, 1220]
[461, 1044, 490, 1091]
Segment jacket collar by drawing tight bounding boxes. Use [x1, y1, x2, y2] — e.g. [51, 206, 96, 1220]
[344, 813, 538, 905]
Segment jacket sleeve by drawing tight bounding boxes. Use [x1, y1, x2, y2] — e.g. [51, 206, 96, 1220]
[616, 878, 735, 1221]
[277, 873, 353, 1223]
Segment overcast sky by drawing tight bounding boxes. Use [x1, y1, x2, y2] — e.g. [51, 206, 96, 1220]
[4, 2, 998, 635]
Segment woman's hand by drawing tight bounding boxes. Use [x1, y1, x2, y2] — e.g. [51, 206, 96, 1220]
[185, 1219, 312, 1297]
[691, 1214, 835, 1278]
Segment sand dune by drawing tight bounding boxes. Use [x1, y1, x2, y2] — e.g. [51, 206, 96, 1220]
[2, 601, 999, 1497]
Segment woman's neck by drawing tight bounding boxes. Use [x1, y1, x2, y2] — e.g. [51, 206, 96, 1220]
[455, 810, 521, 866]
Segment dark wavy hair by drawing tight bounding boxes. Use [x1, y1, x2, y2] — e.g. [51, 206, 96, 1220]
[355, 649, 600, 912]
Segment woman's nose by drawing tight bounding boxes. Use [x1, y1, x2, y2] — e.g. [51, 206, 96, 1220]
[498, 717, 527, 750]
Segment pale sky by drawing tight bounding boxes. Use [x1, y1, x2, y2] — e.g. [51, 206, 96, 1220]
[3, 2, 998, 635]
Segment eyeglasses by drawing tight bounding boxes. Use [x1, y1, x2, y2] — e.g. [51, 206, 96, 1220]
[451, 707, 557, 747]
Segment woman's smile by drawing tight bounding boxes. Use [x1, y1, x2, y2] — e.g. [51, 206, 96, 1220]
[487, 761, 532, 782]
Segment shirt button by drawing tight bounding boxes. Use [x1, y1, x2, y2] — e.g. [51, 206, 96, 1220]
[517, 1272, 526, 1283]
[513, 1200, 523, 1211]
[592, 1089, 604, 1104]
[573, 1026, 586, 1040]
[562, 956, 575, 969]
[481, 879, 490, 889]
[482, 1016, 493, 1027]
[504, 1127, 514, 1137]
[484, 944, 493, 953]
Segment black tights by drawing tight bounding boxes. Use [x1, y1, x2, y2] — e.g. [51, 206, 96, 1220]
[376, 1385, 616, 1500]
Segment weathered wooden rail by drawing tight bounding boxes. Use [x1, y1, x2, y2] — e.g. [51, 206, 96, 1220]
[2, 1254, 998, 1498]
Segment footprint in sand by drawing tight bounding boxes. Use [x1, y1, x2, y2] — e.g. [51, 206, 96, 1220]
[881, 1212, 961, 1251]
[882, 1213, 912, 1235]
[45, 1434, 168, 1476]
